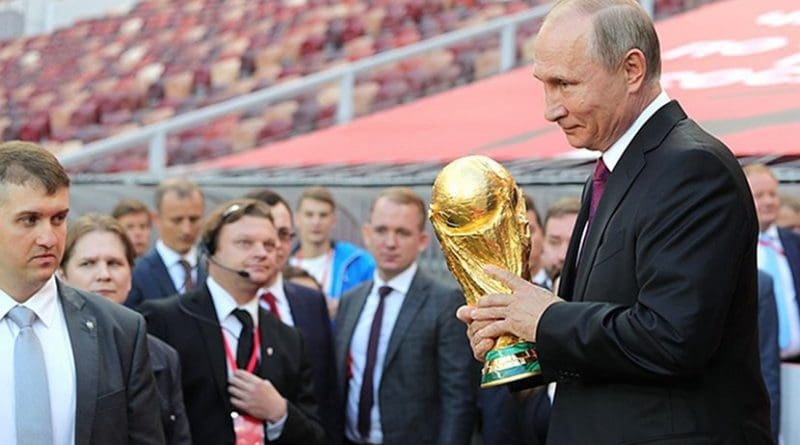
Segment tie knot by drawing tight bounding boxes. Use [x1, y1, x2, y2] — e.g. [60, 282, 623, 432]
[593, 158, 610, 184]
[378, 286, 393, 298]
[7, 305, 36, 329]
[232, 309, 254, 331]
[261, 291, 277, 304]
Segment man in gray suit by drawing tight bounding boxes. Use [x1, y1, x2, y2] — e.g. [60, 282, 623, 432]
[334, 187, 478, 445]
[0, 141, 163, 445]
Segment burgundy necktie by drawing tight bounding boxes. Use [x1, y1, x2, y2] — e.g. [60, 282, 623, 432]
[587, 157, 610, 228]
[357, 285, 393, 440]
[261, 291, 282, 321]
[178, 259, 194, 291]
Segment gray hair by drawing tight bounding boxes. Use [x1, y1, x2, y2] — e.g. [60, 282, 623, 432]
[548, 0, 661, 84]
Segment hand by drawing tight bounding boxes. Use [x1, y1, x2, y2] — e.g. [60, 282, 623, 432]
[456, 305, 496, 362]
[471, 265, 563, 346]
[229, 370, 287, 423]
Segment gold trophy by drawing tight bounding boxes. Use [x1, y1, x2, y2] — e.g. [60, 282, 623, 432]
[429, 155, 540, 387]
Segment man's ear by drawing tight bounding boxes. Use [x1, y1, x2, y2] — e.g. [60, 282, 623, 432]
[622, 48, 647, 93]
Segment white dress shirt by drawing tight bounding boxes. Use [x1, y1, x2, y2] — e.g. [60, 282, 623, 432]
[290, 251, 333, 296]
[156, 240, 198, 293]
[0, 276, 76, 445]
[346, 262, 418, 444]
[206, 277, 287, 441]
[261, 274, 295, 326]
[758, 225, 800, 358]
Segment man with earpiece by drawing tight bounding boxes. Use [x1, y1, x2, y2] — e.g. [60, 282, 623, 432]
[140, 198, 326, 445]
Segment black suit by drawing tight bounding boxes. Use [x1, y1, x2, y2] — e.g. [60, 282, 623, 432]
[533, 101, 772, 444]
[281, 281, 336, 436]
[148, 334, 191, 445]
[756, 270, 780, 442]
[140, 285, 326, 445]
[58, 283, 164, 445]
[126, 249, 207, 308]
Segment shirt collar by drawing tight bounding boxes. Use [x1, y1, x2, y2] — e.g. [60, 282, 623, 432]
[764, 224, 780, 240]
[374, 262, 418, 296]
[156, 239, 198, 268]
[207, 276, 260, 327]
[602, 90, 671, 172]
[264, 273, 287, 305]
[0, 275, 59, 328]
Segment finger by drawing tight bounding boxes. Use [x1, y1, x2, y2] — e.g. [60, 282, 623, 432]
[455, 305, 473, 324]
[474, 338, 495, 362]
[476, 319, 511, 340]
[484, 265, 531, 292]
[228, 384, 249, 400]
[470, 306, 508, 322]
[475, 293, 512, 308]
[467, 318, 493, 337]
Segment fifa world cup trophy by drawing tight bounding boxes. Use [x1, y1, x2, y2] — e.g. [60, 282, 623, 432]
[429, 155, 540, 387]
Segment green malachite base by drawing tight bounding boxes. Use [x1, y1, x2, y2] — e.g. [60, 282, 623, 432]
[481, 342, 541, 388]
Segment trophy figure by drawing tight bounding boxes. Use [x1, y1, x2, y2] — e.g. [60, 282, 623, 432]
[429, 155, 540, 387]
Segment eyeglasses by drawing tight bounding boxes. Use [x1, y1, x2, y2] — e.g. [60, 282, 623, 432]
[277, 228, 296, 243]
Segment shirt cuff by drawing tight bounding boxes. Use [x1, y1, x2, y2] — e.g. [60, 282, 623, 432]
[265, 409, 288, 441]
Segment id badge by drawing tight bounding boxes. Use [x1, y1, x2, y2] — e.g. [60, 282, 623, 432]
[232, 411, 265, 445]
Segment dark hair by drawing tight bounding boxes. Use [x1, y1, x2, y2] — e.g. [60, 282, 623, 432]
[369, 187, 427, 231]
[524, 194, 543, 230]
[297, 186, 335, 210]
[201, 198, 273, 255]
[0, 141, 70, 200]
[544, 197, 582, 228]
[283, 265, 322, 291]
[62, 213, 136, 268]
[246, 188, 293, 219]
[154, 177, 204, 211]
[111, 198, 151, 220]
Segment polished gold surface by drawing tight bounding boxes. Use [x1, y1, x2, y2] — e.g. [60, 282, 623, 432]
[430, 155, 539, 386]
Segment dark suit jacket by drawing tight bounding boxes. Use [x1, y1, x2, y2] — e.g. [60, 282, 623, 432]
[533, 101, 772, 444]
[283, 281, 336, 436]
[59, 283, 164, 445]
[125, 249, 207, 308]
[140, 285, 326, 445]
[756, 270, 780, 443]
[148, 334, 192, 445]
[334, 269, 478, 445]
[777, 227, 800, 324]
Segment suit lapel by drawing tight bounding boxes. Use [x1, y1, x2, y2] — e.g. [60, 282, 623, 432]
[335, 283, 372, 384]
[383, 271, 429, 370]
[559, 178, 592, 301]
[184, 287, 231, 412]
[572, 101, 687, 301]
[150, 252, 178, 296]
[283, 282, 307, 328]
[59, 284, 98, 445]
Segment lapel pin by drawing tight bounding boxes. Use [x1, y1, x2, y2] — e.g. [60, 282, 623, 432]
[85, 321, 94, 330]
[266, 347, 274, 356]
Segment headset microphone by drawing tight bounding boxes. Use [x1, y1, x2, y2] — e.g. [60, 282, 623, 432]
[206, 255, 251, 279]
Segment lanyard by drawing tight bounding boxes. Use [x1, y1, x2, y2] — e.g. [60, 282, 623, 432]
[221, 326, 262, 373]
[759, 237, 786, 257]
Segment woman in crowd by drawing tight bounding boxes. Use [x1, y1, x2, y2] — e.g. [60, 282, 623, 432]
[59, 213, 191, 445]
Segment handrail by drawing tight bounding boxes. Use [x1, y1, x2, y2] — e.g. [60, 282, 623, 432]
[58, 4, 553, 174]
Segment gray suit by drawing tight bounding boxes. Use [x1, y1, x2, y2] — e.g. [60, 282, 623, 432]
[60, 282, 165, 445]
[334, 270, 478, 445]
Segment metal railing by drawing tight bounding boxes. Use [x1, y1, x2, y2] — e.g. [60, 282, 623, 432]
[58, 0, 664, 175]
[58, 3, 555, 175]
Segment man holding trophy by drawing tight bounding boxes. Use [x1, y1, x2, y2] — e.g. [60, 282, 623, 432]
[445, 0, 773, 443]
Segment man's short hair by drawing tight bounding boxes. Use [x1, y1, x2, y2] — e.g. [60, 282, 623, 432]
[246, 188, 293, 218]
[524, 194, 543, 230]
[297, 186, 335, 210]
[781, 194, 800, 212]
[549, 0, 661, 84]
[370, 187, 427, 231]
[63, 213, 136, 268]
[200, 198, 273, 255]
[111, 198, 151, 221]
[742, 163, 776, 180]
[545, 197, 582, 227]
[154, 177, 204, 211]
[0, 141, 70, 201]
